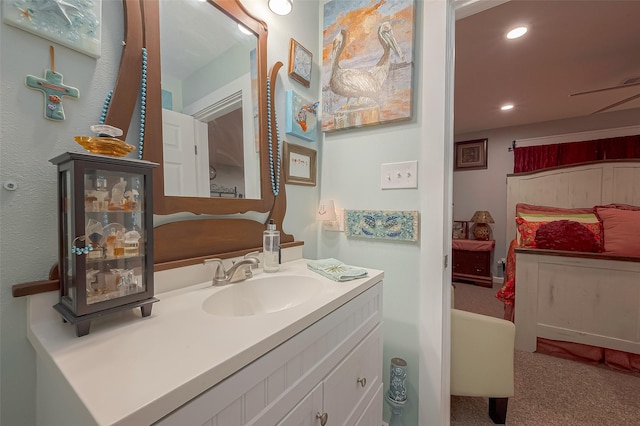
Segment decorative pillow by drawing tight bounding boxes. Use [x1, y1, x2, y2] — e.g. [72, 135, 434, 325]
[516, 217, 602, 249]
[534, 220, 598, 252]
[515, 203, 602, 250]
[516, 203, 594, 216]
[594, 206, 640, 257]
[516, 217, 542, 247]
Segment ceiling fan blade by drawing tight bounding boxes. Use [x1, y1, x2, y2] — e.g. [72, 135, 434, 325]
[571, 81, 640, 97]
[591, 92, 640, 114]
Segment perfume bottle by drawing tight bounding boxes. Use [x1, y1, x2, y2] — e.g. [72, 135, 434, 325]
[124, 230, 141, 256]
[109, 178, 127, 210]
[113, 231, 125, 257]
[105, 229, 116, 258]
[93, 176, 109, 211]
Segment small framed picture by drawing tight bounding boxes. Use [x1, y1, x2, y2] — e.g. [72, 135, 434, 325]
[452, 221, 468, 239]
[285, 90, 318, 142]
[283, 142, 317, 186]
[288, 38, 312, 88]
[454, 139, 488, 171]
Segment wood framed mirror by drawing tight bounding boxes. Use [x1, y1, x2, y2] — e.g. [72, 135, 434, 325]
[108, 0, 294, 268]
[145, 0, 272, 214]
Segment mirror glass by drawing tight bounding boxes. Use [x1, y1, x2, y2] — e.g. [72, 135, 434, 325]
[159, 0, 260, 199]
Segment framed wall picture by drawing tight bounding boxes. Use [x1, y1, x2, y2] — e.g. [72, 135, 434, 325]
[322, 0, 415, 132]
[288, 39, 312, 88]
[3, 0, 102, 58]
[452, 221, 468, 239]
[283, 142, 317, 186]
[454, 138, 488, 171]
[285, 90, 319, 142]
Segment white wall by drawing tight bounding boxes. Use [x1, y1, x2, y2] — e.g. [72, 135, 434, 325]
[254, 0, 322, 262]
[454, 107, 640, 266]
[316, 0, 451, 423]
[0, 2, 125, 423]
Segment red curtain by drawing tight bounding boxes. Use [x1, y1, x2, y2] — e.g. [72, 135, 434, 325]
[557, 140, 599, 166]
[513, 145, 559, 173]
[600, 135, 640, 159]
[513, 134, 640, 173]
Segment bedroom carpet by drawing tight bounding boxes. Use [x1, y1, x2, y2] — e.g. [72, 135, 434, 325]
[451, 280, 640, 425]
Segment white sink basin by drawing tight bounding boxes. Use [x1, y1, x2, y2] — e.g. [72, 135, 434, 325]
[202, 275, 324, 317]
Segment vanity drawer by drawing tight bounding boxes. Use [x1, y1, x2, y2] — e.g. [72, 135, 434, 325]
[323, 325, 382, 425]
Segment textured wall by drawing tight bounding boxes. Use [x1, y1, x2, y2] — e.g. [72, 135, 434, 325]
[0, 2, 124, 423]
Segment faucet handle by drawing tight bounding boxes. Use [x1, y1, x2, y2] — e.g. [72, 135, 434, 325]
[244, 251, 260, 268]
[203, 258, 227, 280]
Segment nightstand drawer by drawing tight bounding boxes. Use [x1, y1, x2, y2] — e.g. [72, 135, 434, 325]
[452, 242, 494, 287]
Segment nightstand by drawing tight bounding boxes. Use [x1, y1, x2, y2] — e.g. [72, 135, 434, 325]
[451, 239, 495, 287]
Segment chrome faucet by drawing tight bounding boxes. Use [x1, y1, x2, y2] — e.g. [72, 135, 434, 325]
[203, 252, 260, 286]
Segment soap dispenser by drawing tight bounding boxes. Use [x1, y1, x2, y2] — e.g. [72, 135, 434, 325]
[263, 219, 280, 272]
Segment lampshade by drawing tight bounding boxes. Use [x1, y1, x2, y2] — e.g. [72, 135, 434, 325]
[316, 200, 337, 221]
[268, 0, 292, 15]
[470, 210, 494, 224]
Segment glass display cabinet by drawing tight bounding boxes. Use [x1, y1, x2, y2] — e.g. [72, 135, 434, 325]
[50, 152, 158, 336]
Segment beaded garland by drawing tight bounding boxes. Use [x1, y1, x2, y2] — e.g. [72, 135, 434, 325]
[266, 78, 281, 196]
[71, 236, 94, 256]
[99, 48, 148, 160]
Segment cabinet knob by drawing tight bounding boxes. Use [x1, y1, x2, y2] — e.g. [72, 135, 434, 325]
[357, 377, 367, 388]
[316, 412, 328, 425]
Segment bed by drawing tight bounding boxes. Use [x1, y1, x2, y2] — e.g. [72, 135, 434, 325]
[501, 160, 640, 370]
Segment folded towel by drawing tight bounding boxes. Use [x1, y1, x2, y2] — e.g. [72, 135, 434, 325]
[307, 258, 368, 282]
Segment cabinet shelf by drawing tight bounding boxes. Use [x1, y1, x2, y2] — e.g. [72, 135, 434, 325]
[85, 209, 144, 214]
[86, 254, 144, 264]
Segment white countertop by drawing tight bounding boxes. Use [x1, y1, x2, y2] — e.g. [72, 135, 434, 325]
[27, 259, 383, 425]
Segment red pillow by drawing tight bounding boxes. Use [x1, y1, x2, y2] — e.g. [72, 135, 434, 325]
[516, 217, 602, 250]
[534, 220, 598, 252]
[594, 206, 640, 257]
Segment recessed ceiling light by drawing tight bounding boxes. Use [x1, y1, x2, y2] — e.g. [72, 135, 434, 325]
[501, 104, 514, 111]
[506, 26, 527, 40]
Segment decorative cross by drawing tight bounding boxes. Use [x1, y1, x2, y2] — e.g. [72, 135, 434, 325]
[25, 69, 79, 121]
[25, 46, 80, 121]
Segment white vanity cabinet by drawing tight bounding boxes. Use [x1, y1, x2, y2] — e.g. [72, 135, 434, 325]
[155, 282, 383, 426]
[280, 326, 383, 426]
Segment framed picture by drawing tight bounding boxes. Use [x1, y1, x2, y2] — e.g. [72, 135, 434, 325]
[322, 0, 415, 132]
[283, 142, 317, 186]
[288, 39, 312, 88]
[452, 221, 468, 239]
[3, 0, 101, 58]
[285, 90, 319, 142]
[454, 139, 488, 171]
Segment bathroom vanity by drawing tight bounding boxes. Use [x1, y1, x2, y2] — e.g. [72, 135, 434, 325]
[27, 258, 383, 425]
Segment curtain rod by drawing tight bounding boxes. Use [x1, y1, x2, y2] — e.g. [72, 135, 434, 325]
[507, 125, 640, 153]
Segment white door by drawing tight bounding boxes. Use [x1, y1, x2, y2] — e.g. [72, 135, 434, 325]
[162, 108, 198, 196]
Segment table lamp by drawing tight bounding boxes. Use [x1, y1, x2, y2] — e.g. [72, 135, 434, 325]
[470, 210, 494, 240]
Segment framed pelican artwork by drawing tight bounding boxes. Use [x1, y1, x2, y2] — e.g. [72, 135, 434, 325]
[285, 90, 319, 142]
[322, 0, 414, 132]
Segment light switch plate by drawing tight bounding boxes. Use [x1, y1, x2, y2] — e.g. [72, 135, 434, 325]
[381, 161, 418, 189]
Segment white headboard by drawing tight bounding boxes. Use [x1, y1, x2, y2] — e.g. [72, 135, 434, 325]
[505, 160, 640, 249]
